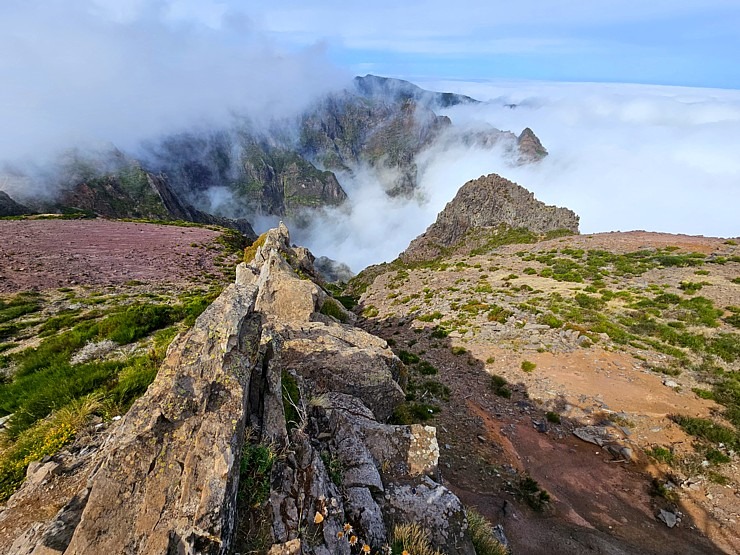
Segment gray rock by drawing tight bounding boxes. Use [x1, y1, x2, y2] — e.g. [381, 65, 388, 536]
[402, 173, 579, 262]
[63, 284, 261, 554]
[344, 487, 387, 547]
[383, 482, 475, 555]
[278, 322, 404, 421]
[657, 509, 677, 528]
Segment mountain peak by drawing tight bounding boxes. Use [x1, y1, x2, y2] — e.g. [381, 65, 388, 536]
[401, 173, 579, 262]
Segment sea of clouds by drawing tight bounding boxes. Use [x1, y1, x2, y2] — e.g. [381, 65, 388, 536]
[292, 80, 740, 271]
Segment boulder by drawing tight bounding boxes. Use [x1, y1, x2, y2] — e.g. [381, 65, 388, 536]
[278, 323, 405, 421]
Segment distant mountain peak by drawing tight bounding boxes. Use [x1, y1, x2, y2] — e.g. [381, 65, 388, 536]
[354, 74, 479, 108]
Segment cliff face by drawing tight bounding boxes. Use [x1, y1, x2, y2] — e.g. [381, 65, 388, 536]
[1, 225, 477, 555]
[401, 173, 580, 262]
[59, 167, 256, 239]
[0, 191, 31, 217]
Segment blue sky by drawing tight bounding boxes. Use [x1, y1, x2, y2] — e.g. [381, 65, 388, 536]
[243, 0, 740, 89]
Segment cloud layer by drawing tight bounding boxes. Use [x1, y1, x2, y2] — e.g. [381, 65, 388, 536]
[291, 80, 740, 272]
[0, 1, 346, 172]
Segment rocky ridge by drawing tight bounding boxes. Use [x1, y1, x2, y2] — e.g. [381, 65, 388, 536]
[3, 76, 548, 230]
[58, 167, 257, 239]
[0, 224, 484, 554]
[0, 191, 31, 217]
[401, 173, 580, 262]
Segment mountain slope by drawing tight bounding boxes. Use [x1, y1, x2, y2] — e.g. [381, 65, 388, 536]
[57, 164, 256, 238]
[348, 178, 740, 554]
[401, 173, 579, 262]
[0, 191, 31, 217]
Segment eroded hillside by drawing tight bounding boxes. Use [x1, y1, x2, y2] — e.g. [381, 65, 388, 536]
[349, 179, 740, 554]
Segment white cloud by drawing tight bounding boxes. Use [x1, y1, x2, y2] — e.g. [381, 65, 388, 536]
[292, 80, 740, 272]
[0, 0, 346, 172]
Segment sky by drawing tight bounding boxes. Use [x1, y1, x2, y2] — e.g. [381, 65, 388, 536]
[1, 0, 739, 269]
[247, 0, 740, 88]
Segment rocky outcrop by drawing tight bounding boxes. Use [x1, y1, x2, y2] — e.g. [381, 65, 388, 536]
[517, 127, 548, 164]
[402, 173, 580, 262]
[2, 224, 476, 554]
[59, 169, 257, 239]
[240, 142, 347, 217]
[0, 191, 32, 217]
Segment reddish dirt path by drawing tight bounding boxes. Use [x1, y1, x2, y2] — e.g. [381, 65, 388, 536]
[0, 220, 223, 292]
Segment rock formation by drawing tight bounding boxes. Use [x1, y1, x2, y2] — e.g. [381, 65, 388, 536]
[516, 128, 548, 164]
[0, 224, 476, 554]
[402, 173, 580, 262]
[59, 168, 256, 239]
[0, 191, 31, 217]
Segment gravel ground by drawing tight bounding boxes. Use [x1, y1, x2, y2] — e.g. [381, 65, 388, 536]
[0, 219, 226, 293]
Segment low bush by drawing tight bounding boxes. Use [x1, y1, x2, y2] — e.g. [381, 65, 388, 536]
[670, 415, 738, 448]
[238, 442, 275, 508]
[521, 360, 536, 372]
[466, 508, 508, 555]
[490, 375, 511, 398]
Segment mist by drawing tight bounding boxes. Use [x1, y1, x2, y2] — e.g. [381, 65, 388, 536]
[292, 81, 740, 272]
[0, 0, 347, 199]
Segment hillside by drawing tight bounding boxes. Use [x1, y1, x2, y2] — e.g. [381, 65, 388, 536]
[1, 76, 547, 230]
[0, 221, 506, 555]
[348, 178, 740, 554]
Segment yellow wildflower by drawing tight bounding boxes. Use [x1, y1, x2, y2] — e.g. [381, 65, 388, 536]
[314, 511, 324, 524]
[362, 544, 371, 553]
[349, 535, 358, 546]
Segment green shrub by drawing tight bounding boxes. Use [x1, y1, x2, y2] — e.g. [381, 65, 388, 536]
[516, 475, 550, 511]
[430, 325, 449, 338]
[705, 449, 731, 464]
[521, 360, 536, 372]
[417, 360, 438, 375]
[466, 508, 508, 555]
[487, 304, 513, 323]
[238, 442, 275, 508]
[0, 292, 42, 324]
[538, 313, 563, 329]
[670, 415, 738, 448]
[545, 411, 561, 424]
[679, 281, 705, 294]
[97, 303, 178, 344]
[451, 346, 467, 356]
[692, 387, 716, 400]
[390, 402, 440, 424]
[490, 375, 511, 398]
[398, 350, 420, 365]
[646, 446, 675, 465]
[418, 311, 443, 322]
[319, 298, 348, 323]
